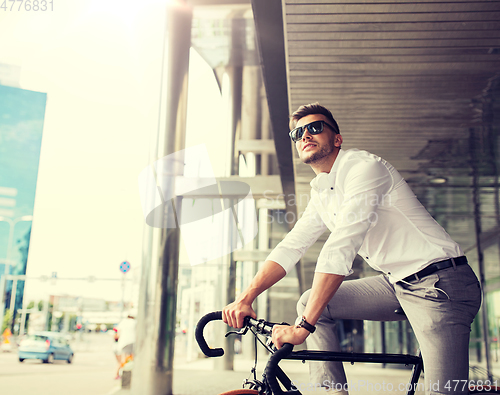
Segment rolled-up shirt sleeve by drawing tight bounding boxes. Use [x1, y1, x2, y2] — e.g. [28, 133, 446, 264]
[266, 200, 327, 274]
[315, 158, 393, 275]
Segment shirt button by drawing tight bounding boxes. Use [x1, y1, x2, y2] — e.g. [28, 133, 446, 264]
[330, 187, 334, 190]
[388, 272, 391, 275]
[365, 257, 369, 259]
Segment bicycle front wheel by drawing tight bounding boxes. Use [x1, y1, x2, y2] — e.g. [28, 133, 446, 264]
[469, 386, 500, 394]
[219, 390, 259, 395]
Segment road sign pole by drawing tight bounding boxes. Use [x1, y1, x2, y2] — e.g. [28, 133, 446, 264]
[119, 261, 131, 320]
[121, 273, 125, 319]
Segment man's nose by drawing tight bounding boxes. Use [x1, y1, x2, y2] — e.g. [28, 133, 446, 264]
[302, 127, 313, 141]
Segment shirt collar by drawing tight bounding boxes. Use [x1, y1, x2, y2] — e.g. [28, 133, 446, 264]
[309, 149, 345, 192]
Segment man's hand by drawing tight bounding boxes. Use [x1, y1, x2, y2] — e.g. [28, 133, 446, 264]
[272, 324, 310, 349]
[221, 260, 285, 328]
[222, 301, 256, 329]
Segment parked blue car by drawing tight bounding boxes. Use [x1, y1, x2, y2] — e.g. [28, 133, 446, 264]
[18, 331, 74, 363]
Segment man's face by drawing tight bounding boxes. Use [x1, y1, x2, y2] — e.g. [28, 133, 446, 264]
[294, 114, 342, 165]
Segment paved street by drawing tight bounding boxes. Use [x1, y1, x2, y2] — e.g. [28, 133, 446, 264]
[0, 332, 121, 395]
[7, 331, 498, 395]
[1, 331, 425, 395]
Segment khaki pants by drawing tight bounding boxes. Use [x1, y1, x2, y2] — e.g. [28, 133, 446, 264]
[297, 263, 482, 395]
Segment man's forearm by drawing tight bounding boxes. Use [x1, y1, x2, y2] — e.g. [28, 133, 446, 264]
[223, 260, 287, 328]
[236, 260, 287, 304]
[301, 272, 345, 326]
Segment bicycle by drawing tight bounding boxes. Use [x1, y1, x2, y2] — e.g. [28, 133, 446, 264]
[195, 311, 500, 395]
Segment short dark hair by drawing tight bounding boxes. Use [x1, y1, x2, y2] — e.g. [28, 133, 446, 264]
[290, 102, 340, 134]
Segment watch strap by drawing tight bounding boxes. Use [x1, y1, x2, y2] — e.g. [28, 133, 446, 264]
[297, 316, 316, 333]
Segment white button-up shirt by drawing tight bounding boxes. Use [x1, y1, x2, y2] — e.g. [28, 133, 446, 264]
[266, 149, 463, 283]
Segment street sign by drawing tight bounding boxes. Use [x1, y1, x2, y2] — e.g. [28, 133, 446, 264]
[119, 261, 131, 274]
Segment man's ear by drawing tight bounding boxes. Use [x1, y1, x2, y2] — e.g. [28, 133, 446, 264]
[334, 134, 343, 148]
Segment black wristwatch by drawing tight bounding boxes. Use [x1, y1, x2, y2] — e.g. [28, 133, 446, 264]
[296, 316, 316, 333]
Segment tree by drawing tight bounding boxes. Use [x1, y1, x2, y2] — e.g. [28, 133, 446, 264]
[1, 309, 12, 333]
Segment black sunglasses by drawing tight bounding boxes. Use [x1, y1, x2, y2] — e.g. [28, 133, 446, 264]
[289, 120, 339, 142]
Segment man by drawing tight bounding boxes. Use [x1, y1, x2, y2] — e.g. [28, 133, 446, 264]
[223, 103, 482, 395]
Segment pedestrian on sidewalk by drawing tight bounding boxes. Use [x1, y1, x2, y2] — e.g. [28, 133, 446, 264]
[115, 313, 136, 379]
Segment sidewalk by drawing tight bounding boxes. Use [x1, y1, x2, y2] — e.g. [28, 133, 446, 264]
[110, 357, 428, 395]
[109, 348, 500, 395]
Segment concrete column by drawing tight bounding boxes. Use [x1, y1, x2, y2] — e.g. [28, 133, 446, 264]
[216, 15, 245, 372]
[241, 66, 262, 175]
[132, 3, 192, 395]
[261, 84, 271, 176]
[225, 245, 236, 371]
[228, 15, 244, 177]
[257, 207, 269, 319]
[238, 66, 261, 360]
[227, 66, 243, 177]
[214, 68, 242, 371]
[241, 67, 261, 142]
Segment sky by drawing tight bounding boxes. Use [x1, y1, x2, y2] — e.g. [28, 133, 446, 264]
[0, 0, 228, 305]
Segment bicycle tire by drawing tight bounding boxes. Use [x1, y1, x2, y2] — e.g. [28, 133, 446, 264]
[469, 386, 500, 394]
[218, 390, 259, 395]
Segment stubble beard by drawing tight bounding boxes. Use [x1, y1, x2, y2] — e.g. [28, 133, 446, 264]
[302, 138, 336, 165]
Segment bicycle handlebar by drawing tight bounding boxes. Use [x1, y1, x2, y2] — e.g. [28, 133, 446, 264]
[195, 310, 278, 357]
[195, 311, 225, 357]
[195, 311, 297, 395]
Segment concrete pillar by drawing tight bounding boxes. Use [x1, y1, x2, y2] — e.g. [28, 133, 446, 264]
[228, 14, 244, 177]
[132, 3, 192, 395]
[213, 68, 242, 371]
[241, 66, 262, 175]
[215, 14, 245, 372]
[225, 247, 237, 371]
[261, 84, 271, 176]
[241, 67, 261, 142]
[257, 207, 269, 320]
[227, 66, 243, 177]
[238, 66, 261, 360]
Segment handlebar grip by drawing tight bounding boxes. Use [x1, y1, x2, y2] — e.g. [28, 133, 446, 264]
[265, 343, 298, 395]
[195, 311, 224, 357]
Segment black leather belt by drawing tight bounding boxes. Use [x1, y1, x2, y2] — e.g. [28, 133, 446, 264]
[401, 256, 468, 283]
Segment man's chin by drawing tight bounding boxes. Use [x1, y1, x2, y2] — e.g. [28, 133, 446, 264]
[302, 149, 333, 165]
[302, 151, 321, 164]
[300, 153, 313, 164]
